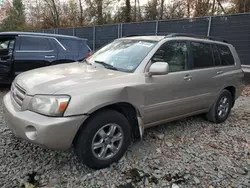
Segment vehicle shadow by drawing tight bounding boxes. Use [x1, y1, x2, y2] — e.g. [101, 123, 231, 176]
[0, 84, 11, 91]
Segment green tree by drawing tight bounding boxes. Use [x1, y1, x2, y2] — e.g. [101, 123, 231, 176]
[194, 0, 212, 17]
[78, 0, 84, 25]
[125, 0, 131, 22]
[85, 0, 113, 25]
[232, 0, 250, 13]
[144, 0, 158, 20]
[0, 0, 26, 31]
[69, 0, 78, 26]
[44, 0, 60, 27]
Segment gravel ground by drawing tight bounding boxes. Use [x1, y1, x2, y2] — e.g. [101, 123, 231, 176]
[0, 86, 250, 188]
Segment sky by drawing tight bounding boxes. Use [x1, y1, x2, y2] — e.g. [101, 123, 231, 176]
[59, 0, 154, 6]
[1, 0, 168, 8]
[135, 0, 149, 5]
[0, 0, 7, 6]
[1, 0, 232, 12]
[22, 0, 155, 13]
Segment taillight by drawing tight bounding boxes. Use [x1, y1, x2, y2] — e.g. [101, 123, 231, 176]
[83, 50, 92, 62]
[87, 49, 92, 57]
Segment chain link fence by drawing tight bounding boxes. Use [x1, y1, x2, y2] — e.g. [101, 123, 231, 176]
[29, 13, 250, 65]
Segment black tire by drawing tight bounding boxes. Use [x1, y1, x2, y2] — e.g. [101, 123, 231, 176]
[206, 89, 233, 123]
[74, 109, 131, 169]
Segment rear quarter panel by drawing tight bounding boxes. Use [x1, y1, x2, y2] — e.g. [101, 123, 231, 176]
[214, 44, 244, 101]
[229, 45, 244, 98]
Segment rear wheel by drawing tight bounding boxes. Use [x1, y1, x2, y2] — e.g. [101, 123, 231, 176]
[206, 89, 233, 123]
[74, 109, 131, 169]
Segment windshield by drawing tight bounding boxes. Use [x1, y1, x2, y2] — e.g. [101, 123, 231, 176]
[87, 39, 157, 72]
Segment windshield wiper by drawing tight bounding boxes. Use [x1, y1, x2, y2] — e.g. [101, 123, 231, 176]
[94, 60, 118, 70]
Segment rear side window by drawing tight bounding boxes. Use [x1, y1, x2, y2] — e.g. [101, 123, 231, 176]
[191, 42, 214, 69]
[79, 40, 89, 53]
[212, 44, 221, 66]
[217, 44, 234, 65]
[57, 38, 82, 51]
[20, 36, 52, 51]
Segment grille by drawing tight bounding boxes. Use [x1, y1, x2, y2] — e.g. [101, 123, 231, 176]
[11, 83, 26, 108]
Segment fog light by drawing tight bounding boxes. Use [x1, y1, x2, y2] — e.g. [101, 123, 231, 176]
[25, 125, 37, 140]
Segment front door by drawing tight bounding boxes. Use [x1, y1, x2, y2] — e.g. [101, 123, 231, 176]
[0, 37, 15, 79]
[144, 40, 206, 126]
[14, 36, 57, 76]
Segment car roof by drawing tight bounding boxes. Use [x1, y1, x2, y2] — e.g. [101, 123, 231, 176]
[119, 35, 230, 46]
[172, 36, 230, 46]
[119, 36, 165, 41]
[0, 31, 87, 40]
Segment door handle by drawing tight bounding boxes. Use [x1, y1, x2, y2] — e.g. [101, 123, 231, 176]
[217, 70, 224, 74]
[184, 75, 192, 81]
[45, 55, 55, 59]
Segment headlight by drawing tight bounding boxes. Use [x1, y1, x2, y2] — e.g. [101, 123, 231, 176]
[28, 95, 70, 116]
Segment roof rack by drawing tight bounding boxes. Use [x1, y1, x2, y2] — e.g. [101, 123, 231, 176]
[123, 34, 142, 37]
[165, 33, 228, 43]
[123, 34, 156, 37]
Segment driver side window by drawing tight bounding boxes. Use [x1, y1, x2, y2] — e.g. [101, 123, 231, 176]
[151, 41, 188, 72]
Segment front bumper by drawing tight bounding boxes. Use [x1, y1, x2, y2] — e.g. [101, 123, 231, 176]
[3, 92, 87, 150]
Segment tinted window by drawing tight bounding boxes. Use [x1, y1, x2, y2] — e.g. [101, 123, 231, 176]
[217, 44, 234, 65]
[152, 41, 188, 72]
[9, 40, 15, 49]
[0, 38, 14, 49]
[191, 42, 214, 69]
[57, 38, 81, 51]
[20, 37, 52, 51]
[79, 40, 89, 53]
[212, 44, 221, 66]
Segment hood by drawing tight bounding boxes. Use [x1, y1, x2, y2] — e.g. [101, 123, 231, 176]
[15, 62, 128, 95]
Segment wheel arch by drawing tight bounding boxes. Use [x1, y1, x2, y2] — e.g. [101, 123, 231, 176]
[224, 86, 236, 107]
[73, 102, 144, 145]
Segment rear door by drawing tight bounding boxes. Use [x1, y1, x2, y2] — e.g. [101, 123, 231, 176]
[0, 36, 15, 79]
[185, 40, 223, 111]
[14, 35, 57, 75]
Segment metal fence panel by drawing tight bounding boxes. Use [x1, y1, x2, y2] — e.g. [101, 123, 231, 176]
[210, 14, 250, 65]
[75, 26, 93, 49]
[122, 21, 156, 36]
[158, 17, 209, 35]
[30, 13, 250, 65]
[43, 29, 55, 34]
[58, 28, 73, 36]
[95, 24, 119, 49]
[33, 30, 44, 33]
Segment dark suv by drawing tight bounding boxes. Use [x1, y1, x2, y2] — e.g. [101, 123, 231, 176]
[0, 32, 91, 83]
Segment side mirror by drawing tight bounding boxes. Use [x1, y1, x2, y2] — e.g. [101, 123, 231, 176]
[148, 62, 169, 76]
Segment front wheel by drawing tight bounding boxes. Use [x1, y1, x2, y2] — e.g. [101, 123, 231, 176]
[74, 109, 131, 169]
[206, 89, 233, 123]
